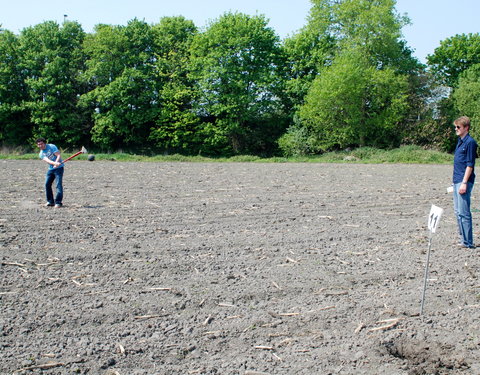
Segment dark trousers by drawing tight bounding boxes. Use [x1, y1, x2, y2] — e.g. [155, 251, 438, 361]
[45, 167, 64, 205]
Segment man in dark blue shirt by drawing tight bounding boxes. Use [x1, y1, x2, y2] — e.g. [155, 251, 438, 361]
[453, 116, 477, 248]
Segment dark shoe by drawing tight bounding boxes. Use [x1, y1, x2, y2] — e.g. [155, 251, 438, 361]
[45, 202, 54, 207]
[457, 243, 475, 249]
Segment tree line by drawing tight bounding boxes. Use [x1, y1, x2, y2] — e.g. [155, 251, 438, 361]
[1, 0, 480, 156]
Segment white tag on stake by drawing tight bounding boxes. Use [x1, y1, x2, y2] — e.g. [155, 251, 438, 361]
[427, 205, 444, 233]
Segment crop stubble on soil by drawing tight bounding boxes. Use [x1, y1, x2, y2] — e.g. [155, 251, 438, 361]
[1, 160, 480, 374]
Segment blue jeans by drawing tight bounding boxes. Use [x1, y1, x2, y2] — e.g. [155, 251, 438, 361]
[453, 181, 474, 247]
[45, 167, 64, 205]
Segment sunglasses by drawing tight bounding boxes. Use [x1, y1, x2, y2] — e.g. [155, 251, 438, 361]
[455, 126, 463, 129]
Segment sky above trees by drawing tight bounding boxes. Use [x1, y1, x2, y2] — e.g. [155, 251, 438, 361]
[2, 0, 480, 63]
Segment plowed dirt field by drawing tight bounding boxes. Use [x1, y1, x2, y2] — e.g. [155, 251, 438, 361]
[1, 160, 480, 374]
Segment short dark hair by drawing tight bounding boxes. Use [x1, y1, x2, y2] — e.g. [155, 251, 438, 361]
[36, 137, 47, 144]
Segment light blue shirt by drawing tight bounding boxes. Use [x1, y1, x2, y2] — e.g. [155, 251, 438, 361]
[39, 144, 64, 169]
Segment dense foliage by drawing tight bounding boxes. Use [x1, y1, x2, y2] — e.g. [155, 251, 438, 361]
[188, 12, 288, 155]
[1, 0, 480, 156]
[281, 0, 414, 153]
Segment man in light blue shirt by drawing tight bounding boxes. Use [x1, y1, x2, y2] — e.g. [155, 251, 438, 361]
[36, 137, 64, 208]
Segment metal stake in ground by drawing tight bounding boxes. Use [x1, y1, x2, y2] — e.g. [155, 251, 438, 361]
[420, 204, 444, 315]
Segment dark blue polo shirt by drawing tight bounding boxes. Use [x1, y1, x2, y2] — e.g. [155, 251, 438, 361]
[453, 133, 477, 184]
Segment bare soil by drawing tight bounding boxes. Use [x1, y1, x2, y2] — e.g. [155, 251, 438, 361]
[1, 160, 480, 375]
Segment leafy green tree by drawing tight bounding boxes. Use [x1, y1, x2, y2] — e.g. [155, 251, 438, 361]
[148, 16, 201, 154]
[400, 71, 457, 152]
[453, 64, 480, 141]
[427, 33, 480, 88]
[298, 50, 408, 151]
[0, 29, 31, 146]
[189, 12, 288, 155]
[294, 0, 411, 69]
[18, 21, 88, 147]
[280, 0, 414, 154]
[425, 34, 480, 151]
[80, 19, 157, 151]
[283, 2, 337, 109]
